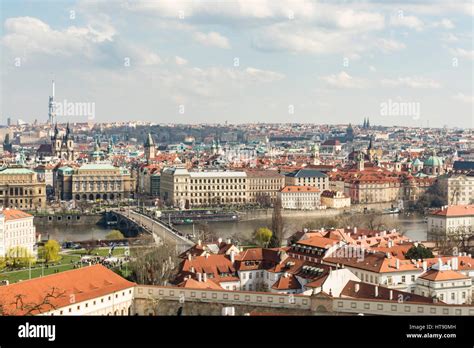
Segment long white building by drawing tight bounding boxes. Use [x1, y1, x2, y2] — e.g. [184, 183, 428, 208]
[0, 209, 36, 258]
[427, 205, 474, 235]
[0, 264, 135, 315]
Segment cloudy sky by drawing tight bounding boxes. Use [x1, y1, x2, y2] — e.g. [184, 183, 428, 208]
[0, 0, 472, 127]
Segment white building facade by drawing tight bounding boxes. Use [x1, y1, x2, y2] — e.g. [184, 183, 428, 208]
[0, 209, 36, 258]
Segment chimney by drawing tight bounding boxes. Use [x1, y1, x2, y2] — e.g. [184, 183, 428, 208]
[205, 253, 209, 259]
[386, 252, 391, 259]
[437, 258, 442, 270]
[389, 290, 393, 300]
[197, 273, 202, 282]
[374, 286, 379, 297]
[218, 238, 222, 244]
[388, 240, 393, 248]
[227, 238, 231, 244]
[422, 260, 427, 271]
[395, 259, 400, 269]
[355, 283, 360, 293]
[188, 254, 192, 261]
[197, 239, 202, 246]
[230, 251, 235, 263]
[190, 266, 195, 273]
[203, 273, 207, 282]
[452, 257, 458, 271]
[353, 227, 357, 234]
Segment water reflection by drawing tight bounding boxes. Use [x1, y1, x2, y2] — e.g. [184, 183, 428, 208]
[44, 213, 427, 243]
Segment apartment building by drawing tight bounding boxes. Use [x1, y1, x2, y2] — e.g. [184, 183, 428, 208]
[284, 169, 329, 191]
[245, 170, 285, 205]
[427, 205, 474, 235]
[279, 185, 321, 210]
[438, 173, 474, 205]
[160, 167, 283, 208]
[320, 190, 351, 209]
[55, 163, 135, 202]
[0, 166, 46, 210]
[0, 209, 36, 258]
[160, 167, 247, 208]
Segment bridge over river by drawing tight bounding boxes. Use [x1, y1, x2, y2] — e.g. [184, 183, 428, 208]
[109, 208, 194, 253]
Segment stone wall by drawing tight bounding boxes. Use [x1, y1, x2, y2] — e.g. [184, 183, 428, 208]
[34, 213, 104, 227]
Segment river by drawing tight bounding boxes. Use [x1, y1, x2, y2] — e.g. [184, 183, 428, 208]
[44, 213, 427, 243]
[176, 213, 428, 242]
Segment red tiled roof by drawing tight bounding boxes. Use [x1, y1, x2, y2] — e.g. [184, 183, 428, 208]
[0, 265, 135, 315]
[271, 275, 301, 290]
[1, 209, 32, 221]
[340, 281, 436, 304]
[177, 278, 223, 290]
[419, 269, 469, 281]
[296, 236, 336, 249]
[430, 205, 474, 217]
[281, 185, 320, 193]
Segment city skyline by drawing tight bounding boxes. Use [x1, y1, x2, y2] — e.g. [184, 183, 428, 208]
[1, 0, 473, 127]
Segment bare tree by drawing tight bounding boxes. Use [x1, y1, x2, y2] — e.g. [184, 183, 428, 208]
[128, 243, 178, 285]
[1, 287, 66, 315]
[269, 196, 284, 247]
[256, 193, 272, 208]
[194, 222, 218, 243]
[83, 239, 99, 255]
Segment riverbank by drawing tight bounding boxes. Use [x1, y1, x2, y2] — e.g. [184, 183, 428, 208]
[237, 201, 398, 221]
[33, 213, 104, 227]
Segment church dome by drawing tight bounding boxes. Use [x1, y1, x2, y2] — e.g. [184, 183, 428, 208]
[424, 155, 443, 167]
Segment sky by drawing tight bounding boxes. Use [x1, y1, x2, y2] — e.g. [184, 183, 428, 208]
[0, 0, 473, 127]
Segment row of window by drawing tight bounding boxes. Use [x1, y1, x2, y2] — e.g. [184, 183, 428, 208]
[0, 188, 42, 195]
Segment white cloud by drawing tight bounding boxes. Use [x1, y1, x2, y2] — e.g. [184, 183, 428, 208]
[381, 76, 441, 89]
[245, 67, 285, 83]
[450, 47, 474, 60]
[1, 16, 161, 66]
[193, 31, 231, 49]
[436, 18, 455, 29]
[175, 56, 188, 65]
[2, 16, 114, 58]
[316, 7, 385, 31]
[369, 65, 377, 72]
[377, 38, 406, 52]
[441, 33, 459, 42]
[320, 71, 368, 89]
[452, 93, 474, 103]
[390, 14, 424, 31]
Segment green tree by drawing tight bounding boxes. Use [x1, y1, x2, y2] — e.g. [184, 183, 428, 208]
[6, 246, 36, 268]
[405, 244, 434, 260]
[0, 257, 6, 271]
[106, 230, 125, 240]
[43, 240, 61, 263]
[253, 227, 273, 247]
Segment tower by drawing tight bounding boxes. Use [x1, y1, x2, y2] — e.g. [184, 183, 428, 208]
[357, 151, 365, 171]
[52, 123, 62, 154]
[48, 80, 56, 127]
[346, 123, 354, 142]
[144, 133, 156, 162]
[3, 133, 12, 153]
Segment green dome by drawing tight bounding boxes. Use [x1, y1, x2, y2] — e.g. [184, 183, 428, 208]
[424, 156, 443, 167]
